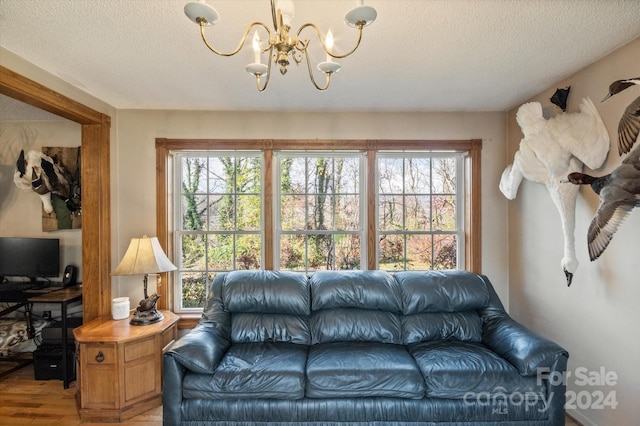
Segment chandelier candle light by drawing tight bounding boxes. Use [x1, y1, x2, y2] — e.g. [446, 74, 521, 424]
[111, 236, 177, 326]
[184, 0, 377, 91]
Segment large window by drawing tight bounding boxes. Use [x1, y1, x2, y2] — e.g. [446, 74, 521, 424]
[157, 139, 482, 316]
[174, 152, 263, 312]
[378, 153, 463, 270]
[276, 152, 365, 271]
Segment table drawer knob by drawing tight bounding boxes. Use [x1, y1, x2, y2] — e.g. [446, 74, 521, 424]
[95, 351, 105, 363]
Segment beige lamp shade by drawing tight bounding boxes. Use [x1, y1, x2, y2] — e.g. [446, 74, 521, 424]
[112, 235, 176, 276]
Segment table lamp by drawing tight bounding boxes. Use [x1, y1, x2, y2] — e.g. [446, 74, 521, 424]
[112, 235, 176, 325]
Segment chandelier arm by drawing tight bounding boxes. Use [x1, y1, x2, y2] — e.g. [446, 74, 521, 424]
[295, 22, 365, 59]
[199, 21, 272, 57]
[304, 50, 331, 91]
[270, 0, 279, 31]
[255, 46, 274, 92]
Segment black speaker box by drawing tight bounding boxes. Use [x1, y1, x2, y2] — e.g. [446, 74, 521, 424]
[62, 265, 78, 287]
[33, 344, 75, 382]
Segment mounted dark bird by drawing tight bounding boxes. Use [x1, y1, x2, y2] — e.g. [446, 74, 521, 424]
[602, 77, 640, 155]
[566, 146, 640, 261]
[550, 86, 571, 111]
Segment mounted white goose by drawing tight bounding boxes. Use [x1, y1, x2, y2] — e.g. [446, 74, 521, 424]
[500, 98, 610, 286]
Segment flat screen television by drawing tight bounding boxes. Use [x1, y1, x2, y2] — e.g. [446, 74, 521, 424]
[0, 237, 60, 282]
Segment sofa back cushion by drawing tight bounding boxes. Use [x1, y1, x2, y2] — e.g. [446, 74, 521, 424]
[395, 270, 489, 344]
[310, 271, 402, 344]
[223, 270, 311, 344]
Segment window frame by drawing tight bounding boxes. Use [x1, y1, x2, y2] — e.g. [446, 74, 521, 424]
[156, 139, 482, 325]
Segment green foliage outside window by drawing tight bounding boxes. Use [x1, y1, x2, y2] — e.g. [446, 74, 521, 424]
[176, 151, 461, 310]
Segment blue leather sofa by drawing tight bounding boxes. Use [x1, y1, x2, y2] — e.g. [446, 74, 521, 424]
[163, 270, 568, 425]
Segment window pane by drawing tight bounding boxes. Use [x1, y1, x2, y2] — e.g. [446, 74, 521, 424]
[335, 157, 360, 193]
[236, 234, 261, 269]
[181, 234, 205, 270]
[236, 195, 261, 230]
[378, 157, 403, 194]
[334, 195, 359, 231]
[207, 234, 233, 270]
[379, 194, 403, 231]
[432, 195, 456, 231]
[310, 194, 333, 231]
[405, 158, 431, 194]
[182, 194, 207, 230]
[433, 234, 457, 270]
[308, 234, 334, 270]
[378, 234, 405, 270]
[208, 157, 232, 193]
[308, 158, 332, 194]
[280, 234, 306, 270]
[181, 158, 207, 194]
[281, 194, 306, 231]
[286, 157, 308, 193]
[432, 157, 457, 194]
[405, 195, 431, 231]
[335, 234, 361, 270]
[180, 271, 210, 309]
[406, 234, 433, 270]
[208, 194, 234, 231]
[236, 157, 262, 193]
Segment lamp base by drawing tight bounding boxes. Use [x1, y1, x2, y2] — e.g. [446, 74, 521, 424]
[130, 308, 164, 326]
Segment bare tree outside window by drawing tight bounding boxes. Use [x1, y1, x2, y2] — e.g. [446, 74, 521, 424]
[278, 154, 363, 272]
[378, 154, 461, 271]
[171, 148, 465, 311]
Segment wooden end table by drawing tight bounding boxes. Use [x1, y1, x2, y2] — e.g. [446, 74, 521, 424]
[73, 310, 178, 423]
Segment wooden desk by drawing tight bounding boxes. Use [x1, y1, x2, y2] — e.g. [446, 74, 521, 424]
[73, 310, 178, 423]
[28, 284, 83, 389]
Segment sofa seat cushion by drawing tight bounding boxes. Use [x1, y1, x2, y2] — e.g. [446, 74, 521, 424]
[182, 342, 308, 399]
[306, 342, 425, 399]
[408, 341, 546, 400]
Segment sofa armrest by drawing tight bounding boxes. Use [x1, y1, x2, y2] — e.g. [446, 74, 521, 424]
[163, 351, 186, 426]
[482, 314, 568, 376]
[165, 323, 230, 374]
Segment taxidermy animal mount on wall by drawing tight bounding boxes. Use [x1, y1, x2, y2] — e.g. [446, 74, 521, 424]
[13, 149, 76, 214]
[601, 77, 640, 155]
[565, 144, 640, 262]
[500, 98, 609, 286]
[550, 86, 571, 112]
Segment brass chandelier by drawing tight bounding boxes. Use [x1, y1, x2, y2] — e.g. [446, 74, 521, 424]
[184, 0, 377, 91]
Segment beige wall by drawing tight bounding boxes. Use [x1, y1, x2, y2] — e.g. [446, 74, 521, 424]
[506, 37, 640, 425]
[112, 109, 510, 307]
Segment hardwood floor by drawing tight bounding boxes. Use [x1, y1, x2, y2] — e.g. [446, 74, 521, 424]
[0, 361, 161, 425]
[1, 360, 581, 426]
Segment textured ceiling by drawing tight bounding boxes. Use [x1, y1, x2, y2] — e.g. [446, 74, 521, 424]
[1, 0, 639, 113]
